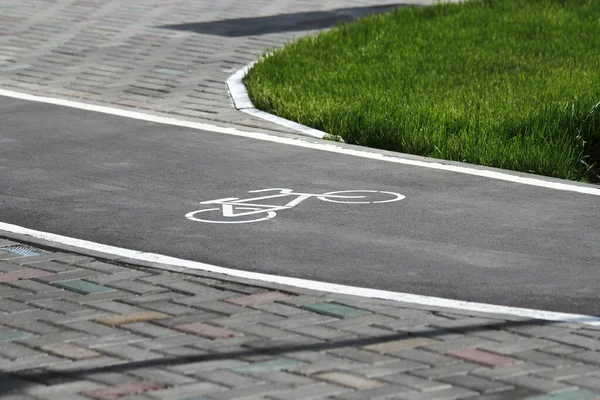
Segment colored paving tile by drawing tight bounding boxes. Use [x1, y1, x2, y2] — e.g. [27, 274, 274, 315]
[95, 312, 170, 326]
[0, 329, 31, 342]
[80, 380, 166, 399]
[313, 371, 384, 389]
[448, 348, 520, 367]
[362, 337, 440, 353]
[40, 343, 102, 360]
[301, 302, 370, 319]
[225, 291, 292, 306]
[228, 359, 305, 374]
[52, 280, 114, 294]
[525, 390, 600, 400]
[173, 323, 241, 339]
[0, 245, 44, 257]
[0, 268, 54, 282]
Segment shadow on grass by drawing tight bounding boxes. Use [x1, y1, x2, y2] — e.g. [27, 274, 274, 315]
[1, 316, 596, 395]
[158, 4, 410, 37]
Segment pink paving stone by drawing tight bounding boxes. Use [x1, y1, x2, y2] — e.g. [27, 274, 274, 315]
[448, 349, 521, 367]
[0, 268, 54, 282]
[80, 380, 166, 399]
[173, 322, 242, 339]
[225, 291, 292, 306]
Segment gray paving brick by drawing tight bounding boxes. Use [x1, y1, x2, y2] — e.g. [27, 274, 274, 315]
[396, 349, 461, 366]
[35, 269, 104, 283]
[0, 299, 33, 313]
[208, 311, 284, 328]
[120, 322, 181, 338]
[379, 373, 452, 391]
[472, 362, 551, 380]
[209, 383, 290, 400]
[92, 270, 151, 283]
[95, 344, 162, 360]
[148, 381, 228, 399]
[103, 280, 166, 294]
[567, 351, 600, 365]
[0, 354, 66, 372]
[67, 290, 131, 303]
[33, 299, 92, 314]
[89, 300, 149, 314]
[326, 348, 399, 365]
[74, 333, 147, 348]
[269, 382, 351, 400]
[564, 375, 600, 391]
[350, 359, 430, 377]
[253, 371, 315, 386]
[67, 320, 124, 336]
[24, 380, 103, 397]
[412, 362, 481, 379]
[335, 384, 412, 400]
[136, 334, 205, 350]
[396, 387, 480, 400]
[126, 292, 189, 303]
[10, 279, 64, 299]
[515, 350, 581, 367]
[76, 261, 126, 273]
[27, 261, 77, 273]
[541, 344, 583, 356]
[474, 387, 541, 400]
[499, 375, 577, 394]
[18, 330, 91, 347]
[424, 337, 498, 353]
[440, 375, 513, 394]
[134, 300, 191, 315]
[194, 369, 262, 388]
[0, 342, 45, 359]
[169, 359, 249, 375]
[546, 333, 600, 350]
[535, 365, 600, 380]
[265, 314, 336, 329]
[129, 367, 197, 385]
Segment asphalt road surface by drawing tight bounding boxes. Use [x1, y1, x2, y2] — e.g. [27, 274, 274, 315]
[1, 96, 599, 315]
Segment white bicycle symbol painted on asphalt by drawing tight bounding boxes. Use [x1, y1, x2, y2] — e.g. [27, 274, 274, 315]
[185, 188, 405, 224]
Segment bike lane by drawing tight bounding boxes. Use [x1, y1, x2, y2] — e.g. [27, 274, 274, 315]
[1, 96, 599, 315]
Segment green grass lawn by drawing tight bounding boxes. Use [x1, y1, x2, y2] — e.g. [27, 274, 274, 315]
[244, 0, 600, 182]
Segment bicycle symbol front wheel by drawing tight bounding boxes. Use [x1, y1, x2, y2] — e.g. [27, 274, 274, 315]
[185, 207, 277, 224]
[317, 190, 405, 204]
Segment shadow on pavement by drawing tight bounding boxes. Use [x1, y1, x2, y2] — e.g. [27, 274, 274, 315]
[0, 317, 591, 395]
[158, 4, 411, 37]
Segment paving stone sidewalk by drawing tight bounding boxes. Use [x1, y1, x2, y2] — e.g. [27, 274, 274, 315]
[0, 0, 430, 135]
[1, 237, 600, 400]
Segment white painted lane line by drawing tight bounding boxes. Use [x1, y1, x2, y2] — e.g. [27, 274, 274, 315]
[1, 88, 599, 196]
[1, 221, 598, 326]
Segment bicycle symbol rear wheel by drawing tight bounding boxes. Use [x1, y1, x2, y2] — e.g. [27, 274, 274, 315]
[317, 190, 405, 204]
[185, 206, 277, 224]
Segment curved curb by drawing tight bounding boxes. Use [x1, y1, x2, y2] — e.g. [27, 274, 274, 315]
[226, 63, 333, 140]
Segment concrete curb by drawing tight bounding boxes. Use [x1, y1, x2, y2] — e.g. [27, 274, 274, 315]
[226, 63, 333, 140]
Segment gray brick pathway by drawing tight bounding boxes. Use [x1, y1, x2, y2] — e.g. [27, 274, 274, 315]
[0, 238, 599, 400]
[0, 0, 423, 135]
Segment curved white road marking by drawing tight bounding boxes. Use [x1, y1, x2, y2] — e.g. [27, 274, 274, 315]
[0, 88, 599, 196]
[0, 221, 598, 326]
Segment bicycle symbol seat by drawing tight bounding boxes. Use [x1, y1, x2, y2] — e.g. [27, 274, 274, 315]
[185, 188, 405, 224]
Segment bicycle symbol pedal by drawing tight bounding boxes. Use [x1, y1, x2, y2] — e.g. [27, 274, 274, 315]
[185, 188, 405, 224]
